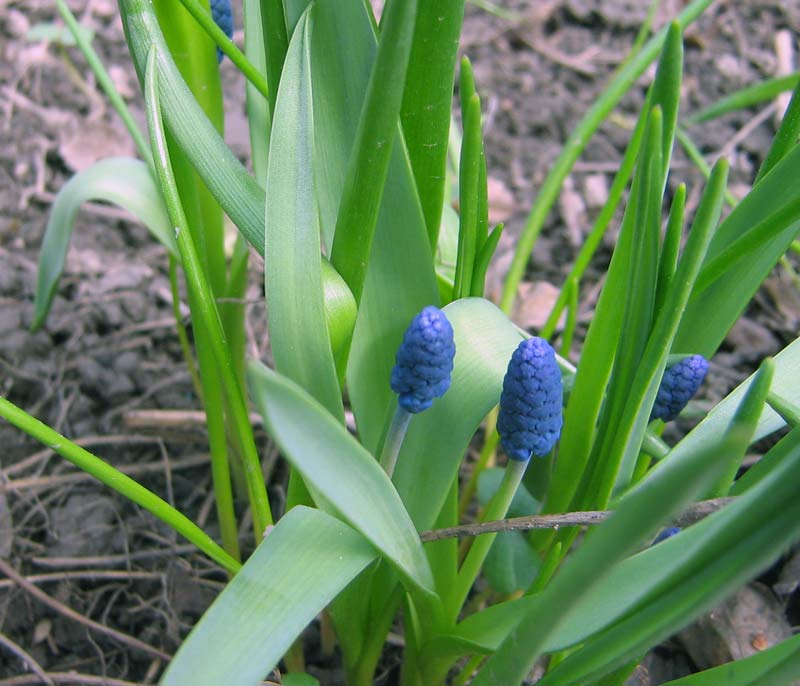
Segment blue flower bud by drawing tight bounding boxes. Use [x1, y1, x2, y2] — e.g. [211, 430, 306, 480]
[210, 0, 233, 64]
[497, 337, 563, 461]
[652, 526, 681, 545]
[390, 306, 455, 414]
[651, 355, 709, 423]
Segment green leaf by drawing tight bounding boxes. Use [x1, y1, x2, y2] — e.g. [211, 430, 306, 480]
[33, 157, 176, 331]
[401, 1, 465, 249]
[687, 72, 800, 124]
[247, 361, 436, 598]
[674, 142, 800, 357]
[161, 506, 376, 686]
[306, 0, 439, 455]
[264, 10, 343, 421]
[119, 0, 266, 253]
[393, 298, 523, 530]
[756, 77, 800, 182]
[329, 0, 420, 303]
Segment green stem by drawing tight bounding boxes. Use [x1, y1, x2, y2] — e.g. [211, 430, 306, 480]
[458, 408, 498, 519]
[500, 0, 716, 314]
[379, 405, 412, 477]
[145, 48, 273, 536]
[192, 318, 241, 562]
[55, 0, 151, 163]
[448, 458, 529, 621]
[175, 0, 269, 99]
[168, 256, 203, 400]
[767, 391, 800, 428]
[0, 396, 240, 574]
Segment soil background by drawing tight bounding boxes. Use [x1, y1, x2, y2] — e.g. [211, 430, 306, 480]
[1, 0, 800, 684]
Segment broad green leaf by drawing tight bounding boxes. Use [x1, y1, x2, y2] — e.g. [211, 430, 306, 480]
[119, 0, 266, 253]
[329, 0, 419, 303]
[33, 157, 176, 330]
[401, 1, 465, 249]
[247, 361, 436, 597]
[674, 142, 800, 356]
[660, 634, 800, 685]
[264, 10, 343, 421]
[161, 506, 376, 686]
[307, 0, 439, 455]
[393, 298, 523, 530]
[469, 373, 759, 686]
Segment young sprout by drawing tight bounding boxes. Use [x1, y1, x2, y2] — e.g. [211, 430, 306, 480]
[651, 354, 709, 423]
[497, 337, 564, 461]
[210, 0, 233, 63]
[380, 306, 456, 476]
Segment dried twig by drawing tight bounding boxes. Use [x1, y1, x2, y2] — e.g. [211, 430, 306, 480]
[419, 497, 734, 542]
[0, 633, 53, 685]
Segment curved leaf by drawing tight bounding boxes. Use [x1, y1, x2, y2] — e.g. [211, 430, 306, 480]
[247, 361, 436, 598]
[34, 157, 176, 330]
[119, 0, 266, 253]
[264, 10, 343, 420]
[161, 506, 376, 686]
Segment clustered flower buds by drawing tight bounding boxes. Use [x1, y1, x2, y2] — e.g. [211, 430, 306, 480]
[497, 338, 563, 461]
[210, 0, 233, 63]
[651, 354, 709, 423]
[390, 306, 456, 414]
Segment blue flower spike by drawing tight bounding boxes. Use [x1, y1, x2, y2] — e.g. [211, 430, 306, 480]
[390, 306, 456, 414]
[381, 306, 456, 477]
[497, 337, 564, 462]
[651, 355, 709, 423]
[210, 0, 233, 64]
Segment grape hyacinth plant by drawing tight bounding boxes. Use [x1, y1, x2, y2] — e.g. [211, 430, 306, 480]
[2, 1, 800, 685]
